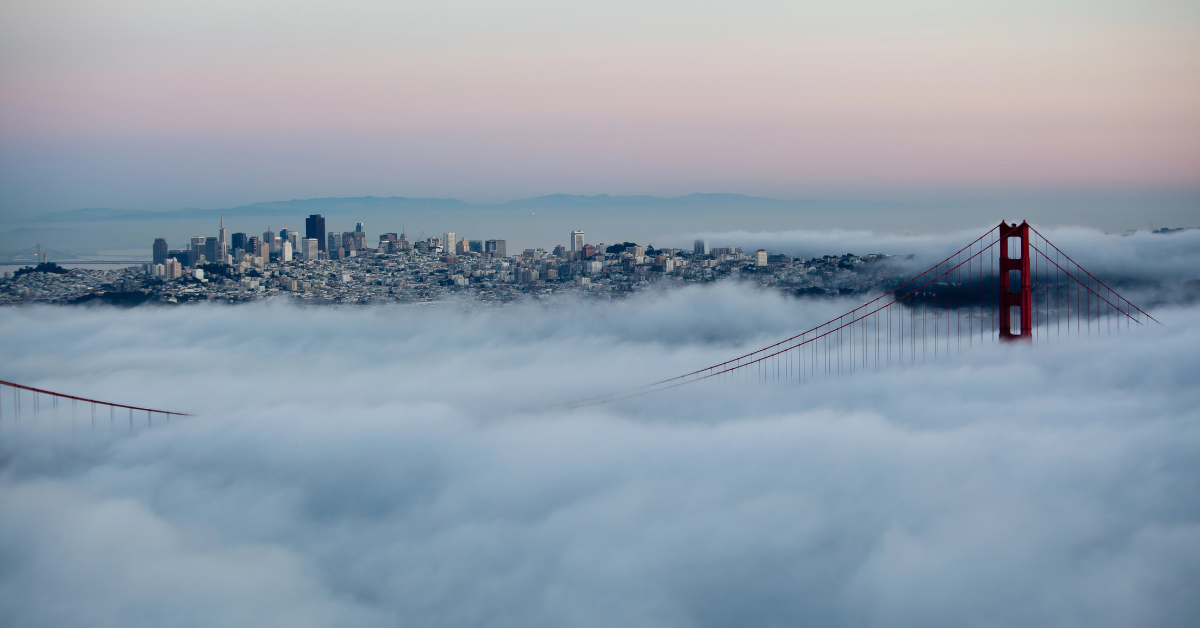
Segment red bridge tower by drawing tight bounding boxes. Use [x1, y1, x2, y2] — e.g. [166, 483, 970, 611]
[998, 221, 1032, 341]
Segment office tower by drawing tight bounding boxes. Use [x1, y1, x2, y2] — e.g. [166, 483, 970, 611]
[190, 236, 206, 266]
[205, 237, 218, 264]
[571, 230, 584, 252]
[443, 232, 455, 254]
[153, 238, 168, 265]
[485, 239, 506, 257]
[302, 238, 319, 260]
[457, 237, 468, 255]
[247, 236, 260, 252]
[306, 214, 326, 251]
[287, 232, 301, 254]
[352, 231, 366, 250]
[342, 232, 356, 252]
[582, 244, 595, 259]
[468, 239, 483, 253]
[694, 239, 708, 255]
[218, 216, 228, 260]
[328, 232, 342, 253]
[258, 241, 270, 265]
[355, 222, 365, 234]
[281, 241, 293, 262]
[231, 232, 247, 251]
[553, 244, 567, 257]
[756, 249, 768, 266]
[164, 258, 182, 280]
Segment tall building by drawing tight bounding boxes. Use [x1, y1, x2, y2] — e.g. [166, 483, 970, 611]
[328, 232, 342, 254]
[153, 238, 168, 265]
[306, 214, 326, 251]
[287, 232, 301, 255]
[163, 258, 183, 280]
[755, 249, 768, 267]
[190, 236, 206, 266]
[204, 237, 218, 264]
[468, 239, 484, 253]
[571, 230, 585, 252]
[218, 216, 228, 260]
[302, 238, 319, 260]
[231, 232, 247, 251]
[694, 239, 708, 256]
[457, 237, 468, 255]
[443, 232, 456, 254]
[485, 239, 506, 257]
[355, 222, 365, 234]
[258, 241, 270, 265]
[281, 240, 292, 262]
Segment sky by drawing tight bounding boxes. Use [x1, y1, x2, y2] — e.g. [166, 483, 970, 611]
[1, 0, 1199, 215]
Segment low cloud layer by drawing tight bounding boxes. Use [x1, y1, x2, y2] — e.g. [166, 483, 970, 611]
[1, 284, 1198, 627]
[667, 225, 1200, 286]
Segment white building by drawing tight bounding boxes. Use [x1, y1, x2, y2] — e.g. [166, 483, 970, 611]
[756, 249, 768, 266]
[443, 232, 456, 255]
[571, 230, 585, 252]
[302, 238, 319, 260]
[281, 241, 293, 262]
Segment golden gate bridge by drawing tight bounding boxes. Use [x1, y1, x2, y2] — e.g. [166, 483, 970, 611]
[0, 222, 1159, 420]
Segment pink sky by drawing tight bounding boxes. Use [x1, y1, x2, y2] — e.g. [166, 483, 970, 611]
[1, 0, 1197, 211]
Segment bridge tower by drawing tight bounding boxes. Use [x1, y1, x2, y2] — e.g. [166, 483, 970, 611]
[998, 221, 1032, 341]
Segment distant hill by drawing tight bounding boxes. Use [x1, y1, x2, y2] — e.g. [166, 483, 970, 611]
[500, 193, 795, 209]
[31, 193, 847, 223]
[32, 196, 475, 223]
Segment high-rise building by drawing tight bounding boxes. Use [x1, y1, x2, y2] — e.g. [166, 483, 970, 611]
[163, 258, 183, 280]
[306, 214, 327, 251]
[302, 238, 319, 260]
[468, 239, 484, 253]
[281, 240, 293, 262]
[485, 239, 506, 257]
[153, 238, 168, 265]
[443, 232, 456, 255]
[355, 222, 365, 234]
[327, 232, 342, 253]
[287, 232, 301, 255]
[571, 230, 585, 252]
[218, 216, 228, 260]
[247, 236, 260, 252]
[231, 232, 247, 251]
[457, 237, 468, 255]
[581, 244, 595, 259]
[258, 241, 270, 265]
[694, 239, 708, 256]
[755, 249, 768, 266]
[205, 237, 218, 264]
[190, 236, 206, 266]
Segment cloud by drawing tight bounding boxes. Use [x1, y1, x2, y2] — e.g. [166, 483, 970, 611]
[0, 284, 1198, 627]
